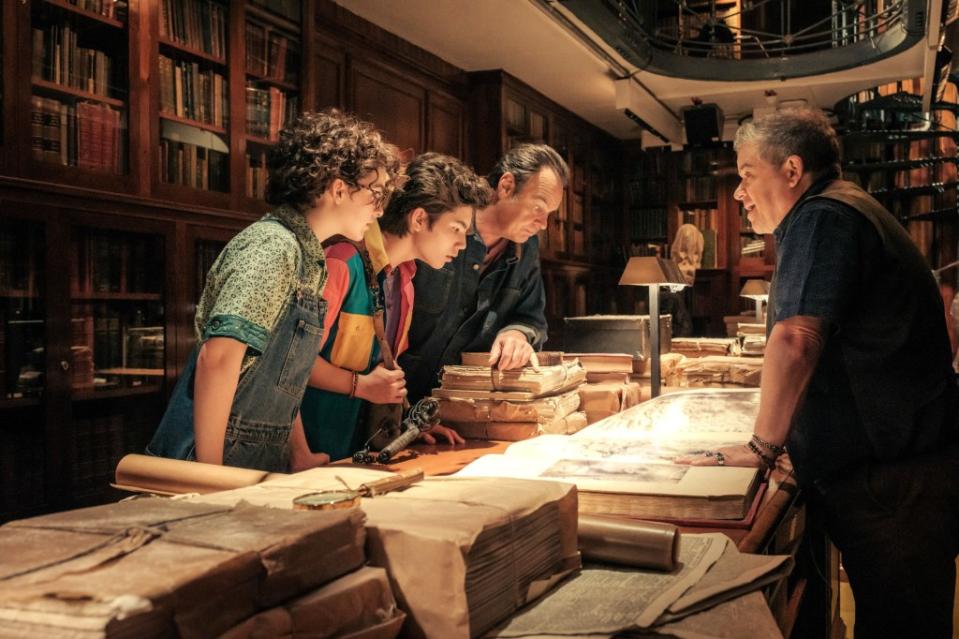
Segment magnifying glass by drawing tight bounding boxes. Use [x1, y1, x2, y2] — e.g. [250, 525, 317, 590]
[292, 468, 424, 511]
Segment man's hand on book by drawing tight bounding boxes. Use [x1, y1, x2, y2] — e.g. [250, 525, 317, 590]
[489, 330, 536, 370]
[674, 444, 761, 467]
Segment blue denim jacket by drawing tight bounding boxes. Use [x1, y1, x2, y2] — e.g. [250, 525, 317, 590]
[399, 232, 548, 402]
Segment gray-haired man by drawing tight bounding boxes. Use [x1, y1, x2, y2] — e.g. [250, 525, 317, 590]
[678, 107, 959, 638]
[399, 144, 568, 402]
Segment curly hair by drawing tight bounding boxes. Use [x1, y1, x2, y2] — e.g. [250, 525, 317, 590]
[379, 153, 493, 237]
[265, 109, 401, 212]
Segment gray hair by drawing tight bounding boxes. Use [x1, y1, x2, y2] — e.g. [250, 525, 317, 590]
[488, 143, 570, 191]
[734, 107, 841, 179]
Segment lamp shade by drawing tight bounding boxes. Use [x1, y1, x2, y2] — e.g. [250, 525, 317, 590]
[619, 257, 688, 290]
[739, 278, 770, 299]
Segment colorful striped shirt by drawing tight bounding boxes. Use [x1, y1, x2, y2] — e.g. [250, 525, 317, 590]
[300, 221, 415, 459]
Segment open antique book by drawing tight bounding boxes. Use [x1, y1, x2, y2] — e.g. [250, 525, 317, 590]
[456, 389, 764, 521]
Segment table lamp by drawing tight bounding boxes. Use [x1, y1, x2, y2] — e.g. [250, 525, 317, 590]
[740, 279, 770, 321]
[619, 257, 689, 397]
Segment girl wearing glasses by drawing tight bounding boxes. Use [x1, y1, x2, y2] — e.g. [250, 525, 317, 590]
[147, 109, 400, 472]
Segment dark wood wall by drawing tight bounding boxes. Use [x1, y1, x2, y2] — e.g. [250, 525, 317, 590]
[312, 1, 469, 159]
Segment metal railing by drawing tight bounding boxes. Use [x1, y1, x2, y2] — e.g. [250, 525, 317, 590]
[560, 0, 927, 81]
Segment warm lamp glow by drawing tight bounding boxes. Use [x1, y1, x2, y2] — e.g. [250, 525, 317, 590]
[618, 257, 688, 398]
[739, 279, 770, 320]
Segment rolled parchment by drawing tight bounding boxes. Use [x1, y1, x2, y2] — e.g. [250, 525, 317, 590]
[578, 515, 680, 571]
[114, 453, 286, 495]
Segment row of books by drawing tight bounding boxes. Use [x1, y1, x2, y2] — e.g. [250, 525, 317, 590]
[627, 178, 668, 207]
[630, 207, 668, 240]
[245, 22, 298, 84]
[679, 149, 723, 175]
[72, 310, 165, 371]
[846, 139, 955, 164]
[31, 25, 120, 98]
[159, 138, 229, 192]
[160, 0, 228, 60]
[740, 236, 765, 257]
[30, 96, 124, 174]
[681, 175, 718, 202]
[245, 83, 297, 140]
[159, 55, 228, 128]
[72, 233, 162, 295]
[245, 150, 268, 199]
[55, 0, 128, 20]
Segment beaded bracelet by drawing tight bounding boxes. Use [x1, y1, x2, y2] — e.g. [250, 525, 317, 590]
[348, 371, 359, 399]
[751, 433, 786, 455]
[747, 439, 776, 471]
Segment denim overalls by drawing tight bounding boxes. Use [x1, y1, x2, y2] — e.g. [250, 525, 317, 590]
[146, 219, 327, 472]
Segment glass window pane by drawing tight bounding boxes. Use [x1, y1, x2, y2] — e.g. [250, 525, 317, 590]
[0, 220, 45, 400]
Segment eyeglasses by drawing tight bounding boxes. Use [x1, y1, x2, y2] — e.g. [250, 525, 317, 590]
[356, 183, 393, 209]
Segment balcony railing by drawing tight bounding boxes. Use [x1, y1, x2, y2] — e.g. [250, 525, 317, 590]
[559, 0, 930, 81]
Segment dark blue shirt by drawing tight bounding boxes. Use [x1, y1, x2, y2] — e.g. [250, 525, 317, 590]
[399, 232, 548, 402]
[770, 175, 957, 488]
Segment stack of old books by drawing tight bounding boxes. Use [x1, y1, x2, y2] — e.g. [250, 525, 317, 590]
[188, 467, 581, 639]
[0, 497, 404, 638]
[677, 356, 763, 388]
[434, 352, 588, 440]
[564, 353, 645, 424]
[670, 337, 741, 358]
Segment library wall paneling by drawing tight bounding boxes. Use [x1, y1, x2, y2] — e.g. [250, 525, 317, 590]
[351, 58, 426, 156]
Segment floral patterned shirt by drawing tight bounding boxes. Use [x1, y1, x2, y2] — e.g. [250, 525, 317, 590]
[195, 206, 327, 374]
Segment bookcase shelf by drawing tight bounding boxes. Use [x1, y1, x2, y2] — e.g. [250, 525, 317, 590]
[246, 134, 275, 146]
[0, 289, 40, 298]
[158, 37, 227, 67]
[246, 3, 299, 32]
[244, 71, 298, 92]
[158, 112, 227, 135]
[73, 384, 162, 401]
[40, 0, 125, 29]
[32, 78, 125, 108]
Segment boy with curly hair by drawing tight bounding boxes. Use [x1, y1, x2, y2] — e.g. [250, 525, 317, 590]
[300, 153, 492, 460]
[147, 109, 400, 472]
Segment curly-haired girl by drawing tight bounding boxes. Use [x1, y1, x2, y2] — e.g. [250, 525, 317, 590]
[147, 109, 400, 472]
